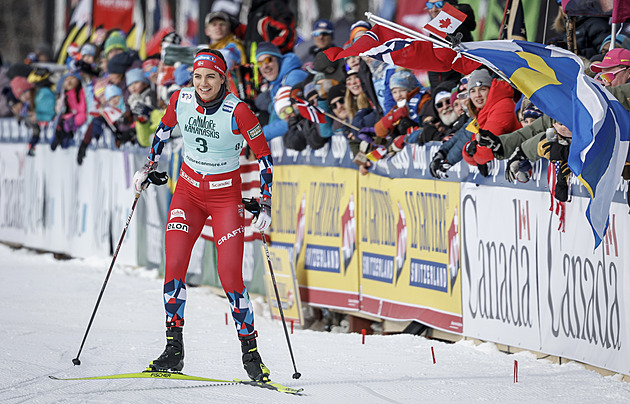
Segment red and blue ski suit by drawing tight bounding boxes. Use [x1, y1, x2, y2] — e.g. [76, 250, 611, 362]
[146, 87, 272, 338]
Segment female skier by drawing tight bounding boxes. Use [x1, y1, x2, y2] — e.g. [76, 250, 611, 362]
[132, 49, 273, 382]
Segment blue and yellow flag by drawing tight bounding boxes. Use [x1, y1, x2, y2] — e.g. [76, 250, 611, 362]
[458, 40, 630, 247]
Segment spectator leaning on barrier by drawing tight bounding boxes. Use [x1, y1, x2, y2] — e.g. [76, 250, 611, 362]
[126, 67, 157, 147]
[411, 80, 459, 146]
[254, 42, 308, 141]
[462, 67, 521, 177]
[10, 75, 55, 156]
[52, 70, 87, 151]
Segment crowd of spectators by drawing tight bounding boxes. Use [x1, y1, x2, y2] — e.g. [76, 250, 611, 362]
[0, 0, 629, 204]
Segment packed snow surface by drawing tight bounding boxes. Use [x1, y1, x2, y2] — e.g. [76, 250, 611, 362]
[3, 244, 630, 403]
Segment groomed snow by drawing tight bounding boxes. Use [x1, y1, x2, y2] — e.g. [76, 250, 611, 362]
[3, 243, 630, 403]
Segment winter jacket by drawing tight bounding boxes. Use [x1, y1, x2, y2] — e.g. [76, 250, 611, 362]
[34, 87, 56, 122]
[462, 79, 521, 165]
[62, 87, 87, 127]
[439, 118, 474, 165]
[260, 52, 309, 140]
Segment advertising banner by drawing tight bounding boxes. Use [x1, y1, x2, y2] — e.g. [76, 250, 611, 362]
[461, 183, 543, 350]
[264, 246, 303, 325]
[272, 164, 360, 311]
[538, 195, 630, 375]
[358, 175, 463, 333]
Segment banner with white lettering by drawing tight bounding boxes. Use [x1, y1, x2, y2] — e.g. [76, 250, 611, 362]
[359, 175, 463, 333]
[538, 196, 630, 375]
[461, 183, 542, 350]
[272, 164, 360, 310]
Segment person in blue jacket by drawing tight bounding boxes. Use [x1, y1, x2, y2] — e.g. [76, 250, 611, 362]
[254, 42, 308, 141]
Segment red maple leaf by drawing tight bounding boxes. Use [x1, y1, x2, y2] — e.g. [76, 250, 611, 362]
[439, 18, 452, 29]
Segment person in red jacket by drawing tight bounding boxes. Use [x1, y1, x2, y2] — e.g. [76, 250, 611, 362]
[461, 68, 521, 176]
[132, 49, 273, 382]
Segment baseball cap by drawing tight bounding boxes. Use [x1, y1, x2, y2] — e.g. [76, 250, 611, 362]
[590, 48, 630, 73]
[205, 11, 229, 25]
[313, 19, 334, 36]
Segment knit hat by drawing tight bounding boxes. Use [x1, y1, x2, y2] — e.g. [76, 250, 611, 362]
[80, 43, 97, 57]
[107, 51, 135, 74]
[389, 70, 418, 91]
[346, 20, 371, 45]
[104, 31, 128, 56]
[467, 68, 492, 93]
[327, 83, 346, 103]
[174, 64, 192, 86]
[10, 76, 34, 98]
[105, 84, 123, 101]
[599, 34, 630, 53]
[522, 104, 543, 120]
[125, 67, 148, 86]
[255, 42, 282, 61]
[304, 82, 317, 100]
[274, 86, 292, 116]
[142, 57, 160, 77]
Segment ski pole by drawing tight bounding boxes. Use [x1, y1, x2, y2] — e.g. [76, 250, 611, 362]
[242, 198, 301, 379]
[260, 231, 301, 379]
[72, 192, 142, 366]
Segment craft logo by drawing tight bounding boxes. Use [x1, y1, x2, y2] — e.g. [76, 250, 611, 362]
[184, 116, 219, 138]
[167, 222, 189, 232]
[217, 226, 244, 245]
[247, 123, 262, 140]
[170, 209, 186, 220]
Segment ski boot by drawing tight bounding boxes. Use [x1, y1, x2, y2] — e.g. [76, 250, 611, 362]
[240, 333, 270, 381]
[146, 327, 184, 372]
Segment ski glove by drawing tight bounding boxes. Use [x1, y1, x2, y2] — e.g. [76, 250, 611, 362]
[541, 140, 570, 162]
[477, 129, 504, 156]
[243, 197, 272, 233]
[133, 160, 168, 193]
[505, 147, 532, 183]
[429, 150, 449, 179]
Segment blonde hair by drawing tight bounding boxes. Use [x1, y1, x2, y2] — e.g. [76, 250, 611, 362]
[344, 89, 370, 120]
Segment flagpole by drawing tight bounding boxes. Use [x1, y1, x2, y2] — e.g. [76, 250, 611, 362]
[323, 110, 360, 131]
[365, 12, 514, 85]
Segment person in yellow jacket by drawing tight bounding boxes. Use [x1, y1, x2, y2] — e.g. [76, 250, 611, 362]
[205, 11, 246, 65]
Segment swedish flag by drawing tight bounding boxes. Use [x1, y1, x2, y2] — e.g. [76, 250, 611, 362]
[458, 40, 630, 248]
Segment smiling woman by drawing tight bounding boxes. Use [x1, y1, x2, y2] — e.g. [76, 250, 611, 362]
[131, 47, 275, 383]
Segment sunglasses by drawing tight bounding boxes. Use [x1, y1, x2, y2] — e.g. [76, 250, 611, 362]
[330, 98, 344, 109]
[595, 67, 628, 84]
[436, 99, 451, 109]
[425, 1, 445, 10]
[257, 56, 275, 65]
[279, 106, 294, 120]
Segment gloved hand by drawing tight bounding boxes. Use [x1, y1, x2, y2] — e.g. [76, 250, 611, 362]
[505, 147, 532, 183]
[62, 116, 75, 134]
[246, 197, 272, 232]
[430, 150, 447, 179]
[464, 140, 478, 157]
[477, 129, 504, 155]
[374, 107, 409, 138]
[542, 140, 570, 162]
[132, 160, 157, 193]
[622, 162, 630, 181]
[131, 102, 153, 122]
[388, 135, 406, 154]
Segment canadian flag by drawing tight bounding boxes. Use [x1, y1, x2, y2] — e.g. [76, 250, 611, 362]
[423, 3, 467, 39]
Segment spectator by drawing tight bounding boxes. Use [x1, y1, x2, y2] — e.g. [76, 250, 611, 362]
[327, 83, 351, 137]
[10, 75, 55, 155]
[107, 50, 140, 91]
[104, 84, 135, 147]
[553, 10, 610, 59]
[254, 42, 308, 141]
[103, 31, 128, 62]
[244, 0, 296, 58]
[295, 19, 335, 66]
[51, 71, 87, 151]
[205, 11, 246, 65]
[0, 51, 13, 117]
[126, 67, 157, 147]
[344, 69, 371, 124]
[462, 68, 521, 176]
[599, 34, 630, 54]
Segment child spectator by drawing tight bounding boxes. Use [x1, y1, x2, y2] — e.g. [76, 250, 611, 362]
[10, 75, 55, 156]
[126, 67, 157, 147]
[51, 71, 87, 150]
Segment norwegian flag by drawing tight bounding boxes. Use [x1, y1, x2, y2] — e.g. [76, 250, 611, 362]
[323, 23, 480, 74]
[293, 97, 327, 124]
[341, 194, 356, 274]
[423, 3, 467, 39]
[395, 202, 407, 285]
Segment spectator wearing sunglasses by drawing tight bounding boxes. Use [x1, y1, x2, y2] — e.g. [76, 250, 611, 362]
[425, 0, 477, 93]
[295, 19, 335, 66]
[284, 79, 334, 151]
[253, 42, 308, 141]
